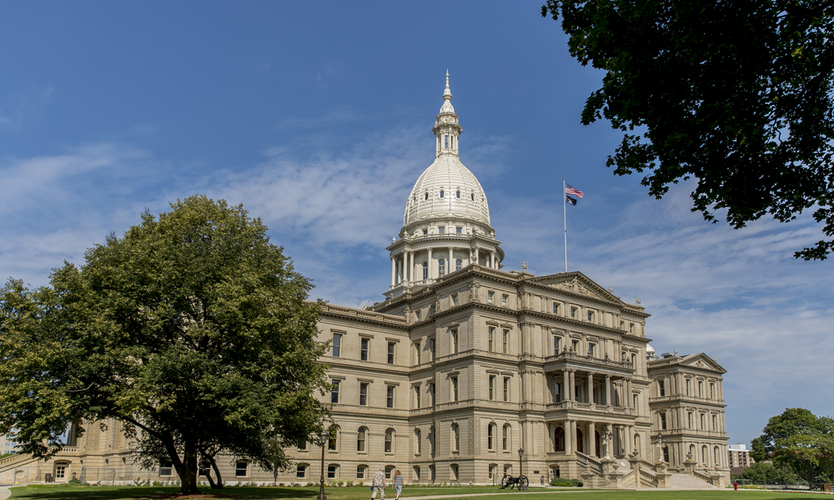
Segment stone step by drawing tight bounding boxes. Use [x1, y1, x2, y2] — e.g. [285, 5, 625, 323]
[669, 473, 718, 489]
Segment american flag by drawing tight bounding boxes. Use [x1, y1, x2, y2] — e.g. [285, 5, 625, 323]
[565, 183, 584, 198]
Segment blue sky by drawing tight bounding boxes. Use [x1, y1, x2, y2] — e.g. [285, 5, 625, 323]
[1, 1, 832, 447]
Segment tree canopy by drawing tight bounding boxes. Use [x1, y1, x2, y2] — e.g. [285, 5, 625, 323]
[750, 408, 834, 483]
[732, 462, 798, 485]
[0, 195, 329, 494]
[542, 0, 834, 259]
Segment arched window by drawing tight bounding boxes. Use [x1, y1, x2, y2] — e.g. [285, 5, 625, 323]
[456, 190, 461, 198]
[702, 445, 708, 465]
[357, 427, 367, 452]
[452, 423, 460, 452]
[385, 428, 395, 453]
[440, 190, 445, 199]
[422, 261, 428, 280]
[487, 423, 495, 450]
[634, 433, 640, 454]
[689, 444, 696, 460]
[555, 426, 565, 451]
[471, 193, 475, 201]
[425, 192, 429, 201]
[415, 429, 421, 454]
[576, 428, 584, 453]
[456, 259, 462, 271]
[429, 426, 436, 454]
[438, 259, 446, 276]
[714, 446, 720, 466]
[503, 424, 511, 451]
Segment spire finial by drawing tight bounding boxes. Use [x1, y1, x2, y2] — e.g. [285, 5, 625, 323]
[443, 70, 452, 100]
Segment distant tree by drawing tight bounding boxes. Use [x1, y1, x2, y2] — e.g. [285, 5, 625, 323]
[0, 195, 330, 494]
[542, 0, 834, 260]
[750, 408, 834, 483]
[732, 462, 798, 485]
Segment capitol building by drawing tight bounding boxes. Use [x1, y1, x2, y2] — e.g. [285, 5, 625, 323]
[0, 75, 730, 489]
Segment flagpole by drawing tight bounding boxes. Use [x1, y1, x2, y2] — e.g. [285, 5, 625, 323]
[563, 178, 568, 272]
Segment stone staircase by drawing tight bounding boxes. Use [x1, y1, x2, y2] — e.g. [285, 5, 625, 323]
[670, 473, 718, 489]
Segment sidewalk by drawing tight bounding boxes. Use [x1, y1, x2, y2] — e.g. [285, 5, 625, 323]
[0, 486, 11, 500]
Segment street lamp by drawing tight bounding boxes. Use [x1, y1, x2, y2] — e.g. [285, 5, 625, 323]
[318, 430, 328, 500]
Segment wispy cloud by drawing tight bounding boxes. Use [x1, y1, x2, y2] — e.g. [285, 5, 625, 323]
[0, 85, 54, 131]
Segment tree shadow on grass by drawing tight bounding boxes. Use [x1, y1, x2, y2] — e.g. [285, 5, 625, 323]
[10, 486, 320, 500]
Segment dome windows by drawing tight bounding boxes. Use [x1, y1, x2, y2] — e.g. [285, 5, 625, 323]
[456, 190, 461, 199]
[440, 190, 445, 199]
[471, 193, 475, 201]
[425, 192, 429, 201]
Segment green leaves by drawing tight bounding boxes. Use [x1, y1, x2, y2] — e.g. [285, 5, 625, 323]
[543, 0, 834, 259]
[0, 195, 329, 493]
[752, 408, 834, 483]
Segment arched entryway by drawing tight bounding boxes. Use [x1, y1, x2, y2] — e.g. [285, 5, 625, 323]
[554, 426, 565, 451]
[576, 428, 584, 453]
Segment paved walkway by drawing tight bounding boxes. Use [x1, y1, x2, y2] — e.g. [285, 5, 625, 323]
[0, 486, 12, 500]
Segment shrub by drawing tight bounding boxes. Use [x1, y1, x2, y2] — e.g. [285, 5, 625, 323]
[550, 478, 583, 487]
[67, 478, 87, 486]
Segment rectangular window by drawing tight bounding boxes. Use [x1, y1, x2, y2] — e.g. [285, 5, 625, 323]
[554, 335, 561, 354]
[359, 383, 368, 406]
[356, 466, 365, 479]
[554, 382, 561, 402]
[701, 413, 706, 429]
[502, 294, 508, 306]
[415, 385, 421, 408]
[452, 293, 459, 306]
[456, 227, 462, 234]
[710, 383, 716, 399]
[360, 338, 369, 361]
[328, 465, 337, 479]
[297, 465, 307, 478]
[570, 307, 578, 318]
[713, 414, 718, 430]
[503, 377, 510, 401]
[387, 342, 395, 365]
[235, 462, 248, 478]
[489, 327, 495, 352]
[587, 311, 594, 322]
[422, 228, 428, 235]
[332, 333, 342, 357]
[451, 376, 459, 401]
[416, 310, 422, 321]
[450, 329, 458, 354]
[55, 465, 66, 479]
[429, 338, 436, 359]
[415, 341, 421, 364]
[686, 379, 691, 395]
[387, 385, 395, 408]
[688, 412, 694, 429]
[428, 383, 435, 406]
[503, 330, 509, 354]
[660, 413, 667, 430]
[489, 375, 496, 400]
[438, 227, 445, 234]
[299, 440, 307, 451]
[159, 461, 173, 476]
[658, 380, 666, 397]
[487, 291, 494, 303]
[331, 380, 340, 404]
[588, 343, 596, 357]
[199, 461, 211, 476]
[552, 303, 559, 314]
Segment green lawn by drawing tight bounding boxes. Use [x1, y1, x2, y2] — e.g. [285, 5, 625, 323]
[6, 485, 819, 500]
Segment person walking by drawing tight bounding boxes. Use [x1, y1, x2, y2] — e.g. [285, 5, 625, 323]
[393, 469, 404, 500]
[371, 467, 386, 500]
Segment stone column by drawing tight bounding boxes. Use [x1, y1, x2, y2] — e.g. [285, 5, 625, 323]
[625, 379, 632, 408]
[605, 375, 611, 406]
[562, 368, 570, 402]
[625, 425, 632, 455]
[565, 420, 573, 455]
[588, 421, 596, 457]
[475, 247, 479, 266]
[407, 251, 413, 283]
[449, 247, 454, 272]
[427, 248, 433, 279]
[391, 256, 396, 286]
[568, 370, 576, 401]
[587, 373, 594, 404]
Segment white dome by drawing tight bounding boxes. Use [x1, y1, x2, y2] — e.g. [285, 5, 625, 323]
[403, 155, 491, 226]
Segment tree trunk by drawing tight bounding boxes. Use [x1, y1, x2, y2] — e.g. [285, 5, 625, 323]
[180, 439, 200, 494]
[208, 455, 224, 489]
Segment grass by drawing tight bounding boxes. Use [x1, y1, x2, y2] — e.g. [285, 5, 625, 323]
[5, 484, 821, 500]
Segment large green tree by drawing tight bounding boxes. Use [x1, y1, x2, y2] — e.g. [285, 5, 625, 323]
[0, 195, 329, 494]
[542, 0, 834, 259]
[732, 462, 798, 485]
[750, 408, 834, 483]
